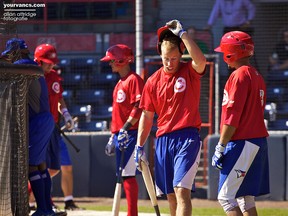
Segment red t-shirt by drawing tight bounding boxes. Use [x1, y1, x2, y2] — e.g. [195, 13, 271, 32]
[140, 61, 204, 137]
[220, 65, 269, 139]
[111, 71, 144, 133]
[45, 69, 63, 123]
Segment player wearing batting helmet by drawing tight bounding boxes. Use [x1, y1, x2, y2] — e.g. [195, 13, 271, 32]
[101, 44, 144, 216]
[134, 19, 206, 216]
[35, 44, 79, 214]
[212, 31, 269, 215]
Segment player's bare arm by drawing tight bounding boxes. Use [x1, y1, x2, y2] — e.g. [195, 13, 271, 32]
[58, 97, 67, 111]
[181, 32, 206, 73]
[125, 101, 142, 127]
[125, 116, 139, 128]
[219, 124, 237, 146]
[137, 110, 154, 147]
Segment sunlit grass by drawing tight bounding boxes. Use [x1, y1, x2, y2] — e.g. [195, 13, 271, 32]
[80, 205, 288, 216]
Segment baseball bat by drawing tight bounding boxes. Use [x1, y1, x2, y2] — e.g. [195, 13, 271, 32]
[141, 161, 161, 216]
[55, 124, 81, 153]
[61, 117, 78, 131]
[112, 150, 125, 216]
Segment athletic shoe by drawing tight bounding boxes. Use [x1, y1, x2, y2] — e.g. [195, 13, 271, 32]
[50, 204, 67, 216]
[54, 212, 67, 216]
[31, 209, 46, 216]
[64, 200, 84, 211]
[29, 205, 37, 212]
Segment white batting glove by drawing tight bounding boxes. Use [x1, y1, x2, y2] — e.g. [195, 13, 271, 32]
[134, 145, 149, 172]
[166, 19, 186, 38]
[61, 108, 74, 130]
[212, 142, 226, 170]
[105, 135, 116, 156]
[117, 129, 129, 151]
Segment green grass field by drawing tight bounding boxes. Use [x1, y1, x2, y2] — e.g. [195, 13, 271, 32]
[81, 205, 288, 216]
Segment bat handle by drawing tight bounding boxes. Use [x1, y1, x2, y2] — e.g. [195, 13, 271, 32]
[154, 205, 161, 216]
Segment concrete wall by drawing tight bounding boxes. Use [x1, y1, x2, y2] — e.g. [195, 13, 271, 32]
[52, 132, 287, 201]
[51, 132, 149, 199]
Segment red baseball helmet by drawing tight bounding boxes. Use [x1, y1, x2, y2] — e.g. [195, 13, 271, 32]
[34, 44, 59, 64]
[100, 44, 134, 66]
[214, 31, 254, 64]
[157, 25, 185, 55]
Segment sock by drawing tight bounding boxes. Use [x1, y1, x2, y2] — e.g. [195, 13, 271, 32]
[41, 169, 53, 212]
[29, 171, 47, 212]
[123, 177, 138, 216]
[64, 195, 73, 202]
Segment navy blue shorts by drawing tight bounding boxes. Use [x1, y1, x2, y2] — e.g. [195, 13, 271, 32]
[29, 112, 54, 166]
[46, 126, 61, 170]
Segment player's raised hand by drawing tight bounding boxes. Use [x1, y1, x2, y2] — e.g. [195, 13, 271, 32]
[63, 110, 74, 130]
[117, 129, 129, 150]
[105, 135, 116, 156]
[134, 145, 149, 172]
[212, 142, 226, 170]
[166, 19, 186, 38]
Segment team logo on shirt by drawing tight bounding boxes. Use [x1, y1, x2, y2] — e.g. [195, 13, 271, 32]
[116, 89, 126, 103]
[174, 77, 186, 93]
[222, 89, 234, 105]
[52, 82, 60, 93]
[235, 169, 246, 178]
[222, 89, 229, 106]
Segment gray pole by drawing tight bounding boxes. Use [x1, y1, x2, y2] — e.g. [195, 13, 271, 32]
[135, 0, 143, 76]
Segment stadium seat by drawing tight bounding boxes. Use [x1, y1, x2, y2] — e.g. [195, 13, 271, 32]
[61, 73, 86, 88]
[47, 3, 59, 19]
[266, 86, 287, 103]
[266, 69, 288, 83]
[58, 58, 71, 74]
[75, 89, 107, 105]
[276, 102, 288, 119]
[91, 2, 113, 18]
[62, 89, 74, 107]
[92, 104, 112, 121]
[268, 119, 288, 130]
[99, 61, 112, 73]
[89, 73, 118, 88]
[78, 120, 108, 132]
[65, 3, 87, 19]
[69, 104, 91, 116]
[70, 58, 95, 74]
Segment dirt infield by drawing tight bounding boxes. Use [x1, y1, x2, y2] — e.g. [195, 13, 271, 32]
[53, 197, 288, 209]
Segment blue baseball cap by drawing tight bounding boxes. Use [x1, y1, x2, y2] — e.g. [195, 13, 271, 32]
[1, 38, 28, 56]
[17, 38, 28, 50]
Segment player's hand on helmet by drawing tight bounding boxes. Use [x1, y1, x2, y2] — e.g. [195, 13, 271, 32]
[134, 145, 149, 172]
[62, 109, 74, 130]
[105, 135, 116, 156]
[117, 129, 129, 151]
[166, 19, 186, 38]
[212, 142, 226, 170]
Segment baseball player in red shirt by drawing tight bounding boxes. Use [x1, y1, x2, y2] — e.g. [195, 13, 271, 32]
[134, 19, 206, 216]
[34, 44, 80, 212]
[213, 31, 269, 216]
[101, 44, 144, 216]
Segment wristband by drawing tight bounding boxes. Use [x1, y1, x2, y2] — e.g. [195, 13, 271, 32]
[61, 107, 69, 115]
[179, 30, 187, 38]
[122, 122, 132, 131]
